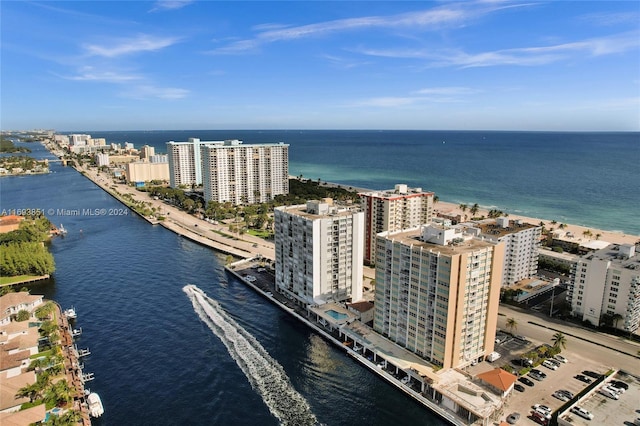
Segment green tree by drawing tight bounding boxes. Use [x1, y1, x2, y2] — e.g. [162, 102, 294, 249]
[15, 382, 41, 403]
[35, 302, 55, 320]
[470, 203, 479, 216]
[551, 332, 567, 350]
[15, 309, 30, 321]
[612, 313, 623, 328]
[506, 317, 518, 335]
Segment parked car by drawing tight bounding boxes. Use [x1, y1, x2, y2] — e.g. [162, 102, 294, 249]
[583, 370, 602, 379]
[574, 374, 592, 384]
[533, 404, 552, 416]
[598, 387, 619, 400]
[514, 383, 525, 392]
[570, 406, 594, 420]
[603, 385, 623, 395]
[609, 380, 629, 391]
[531, 369, 547, 378]
[531, 410, 550, 425]
[530, 372, 545, 381]
[546, 358, 562, 367]
[552, 391, 570, 402]
[542, 360, 558, 370]
[519, 377, 535, 387]
[554, 354, 568, 363]
[558, 389, 574, 399]
[507, 412, 521, 424]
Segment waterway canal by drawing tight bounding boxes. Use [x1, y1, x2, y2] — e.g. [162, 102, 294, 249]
[1, 142, 445, 425]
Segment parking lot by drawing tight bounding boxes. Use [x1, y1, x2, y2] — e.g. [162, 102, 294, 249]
[558, 370, 640, 426]
[468, 337, 614, 425]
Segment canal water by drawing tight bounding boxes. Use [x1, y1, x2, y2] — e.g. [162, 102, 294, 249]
[1, 142, 445, 425]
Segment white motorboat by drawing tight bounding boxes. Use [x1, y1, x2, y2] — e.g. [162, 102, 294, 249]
[64, 307, 77, 319]
[87, 392, 104, 417]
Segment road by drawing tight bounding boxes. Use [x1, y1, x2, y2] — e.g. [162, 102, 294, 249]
[497, 304, 640, 374]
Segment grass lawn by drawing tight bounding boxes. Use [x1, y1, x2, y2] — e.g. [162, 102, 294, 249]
[247, 229, 272, 239]
[0, 274, 45, 286]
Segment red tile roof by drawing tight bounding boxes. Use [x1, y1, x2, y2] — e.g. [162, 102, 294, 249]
[477, 368, 517, 391]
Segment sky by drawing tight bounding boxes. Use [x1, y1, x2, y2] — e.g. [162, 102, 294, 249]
[1, 1, 639, 131]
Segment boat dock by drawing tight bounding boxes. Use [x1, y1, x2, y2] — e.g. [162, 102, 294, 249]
[55, 303, 92, 426]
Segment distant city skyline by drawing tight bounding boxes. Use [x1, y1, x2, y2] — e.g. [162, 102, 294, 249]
[2, 1, 639, 131]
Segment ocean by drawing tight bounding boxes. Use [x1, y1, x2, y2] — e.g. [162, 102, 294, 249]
[68, 130, 640, 236]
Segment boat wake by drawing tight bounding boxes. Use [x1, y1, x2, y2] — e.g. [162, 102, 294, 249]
[183, 285, 318, 426]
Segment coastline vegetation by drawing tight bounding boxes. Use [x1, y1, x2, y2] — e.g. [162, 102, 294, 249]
[0, 136, 32, 153]
[140, 178, 360, 239]
[0, 215, 55, 289]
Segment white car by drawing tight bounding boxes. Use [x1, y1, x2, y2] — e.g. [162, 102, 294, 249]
[571, 406, 594, 420]
[533, 404, 552, 416]
[554, 354, 568, 363]
[542, 360, 558, 370]
[598, 387, 619, 400]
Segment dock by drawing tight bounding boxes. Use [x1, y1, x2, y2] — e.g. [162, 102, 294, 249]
[55, 303, 92, 426]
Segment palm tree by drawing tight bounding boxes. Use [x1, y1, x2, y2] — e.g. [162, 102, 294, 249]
[551, 332, 567, 350]
[433, 195, 439, 204]
[15, 382, 41, 403]
[506, 317, 518, 335]
[582, 229, 593, 239]
[612, 313, 623, 329]
[459, 204, 468, 212]
[470, 203, 479, 216]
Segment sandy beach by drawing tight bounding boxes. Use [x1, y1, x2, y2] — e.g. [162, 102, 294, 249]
[433, 199, 639, 246]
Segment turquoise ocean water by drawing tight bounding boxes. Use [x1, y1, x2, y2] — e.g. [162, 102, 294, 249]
[69, 130, 639, 235]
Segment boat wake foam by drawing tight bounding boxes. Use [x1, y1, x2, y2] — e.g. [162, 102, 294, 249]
[183, 285, 318, 426]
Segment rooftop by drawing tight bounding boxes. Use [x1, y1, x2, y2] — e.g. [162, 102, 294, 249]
[584, 244, 640, 270]
[359, 183, 434, 200]
[477, 368, 517, 392]
[380, 225, 498, 256]
[473, 218, 540, 238]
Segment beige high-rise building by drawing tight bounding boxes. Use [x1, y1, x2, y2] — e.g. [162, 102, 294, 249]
[359, 184, 434, 265]
[167, 139, 200, 188]
[140, 145, 155, 160]
[374, 224, 504, 369]
[201, 139, 289, 205]
[274, 200, 364, 306]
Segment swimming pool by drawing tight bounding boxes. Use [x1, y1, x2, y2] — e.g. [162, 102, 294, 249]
[326, 309, 348, 321]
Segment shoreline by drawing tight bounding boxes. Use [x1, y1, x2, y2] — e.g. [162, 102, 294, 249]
[314, 178, 639, 246]
[72, 161, 639, 264]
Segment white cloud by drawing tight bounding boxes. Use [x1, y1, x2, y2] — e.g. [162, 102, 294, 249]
[84, 34, 180, 57]
[63, 67, 141, 83]
[350, 97, 419, 107]
[578, 11, 640, 27]
[414, 87, 481, 96]
[150, 1, 194, 12]
[209, 3, 515, 54]
[357, 31, 640, 68]
[122, 85, 189, 100]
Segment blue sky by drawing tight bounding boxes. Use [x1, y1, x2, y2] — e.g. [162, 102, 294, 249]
[2, 1, 639, 131]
